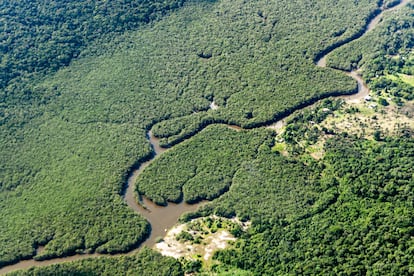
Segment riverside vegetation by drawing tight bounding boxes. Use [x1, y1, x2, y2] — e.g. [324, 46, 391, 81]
[7, 248, 183, 276]
[327, 2, 414, 105]
[1, 0, 413, 275]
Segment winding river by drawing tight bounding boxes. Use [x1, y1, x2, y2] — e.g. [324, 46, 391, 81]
[0, 0, 411, 274]
[123, 131, 205, 249]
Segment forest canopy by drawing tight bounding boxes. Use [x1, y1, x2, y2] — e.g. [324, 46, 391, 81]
[1, 0, 413, 274]
[0, 0, 186, 91]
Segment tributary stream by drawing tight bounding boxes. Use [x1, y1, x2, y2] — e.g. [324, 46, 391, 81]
[0, 0, 411, 274]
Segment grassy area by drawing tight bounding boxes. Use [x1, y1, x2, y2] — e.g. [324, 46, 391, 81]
[271, 142, 287, 153]
[386, 73, 414, 87]
[2, 0, 413, 273]
[200, 137, 414, 275]
[399, 73, 414, 86]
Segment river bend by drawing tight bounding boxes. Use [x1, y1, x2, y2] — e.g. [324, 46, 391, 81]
[0, 0, 410, 274]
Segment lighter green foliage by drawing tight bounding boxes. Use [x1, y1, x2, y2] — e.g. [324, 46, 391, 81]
[0, 0, 387, 268]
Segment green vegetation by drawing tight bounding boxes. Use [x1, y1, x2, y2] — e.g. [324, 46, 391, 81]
[176, 231, 194, 242]
[197, 136, 414, 275]
[0, 0, 186, 91]
[140, 0, 385, 136]
[327, 3, 414, 71]
[1, 0, 199, 267]
[328, 3, 414, 104]
[400, 73, 414, 86]
[281, 99, 343, 155]
[136, 125, 274, 205]
[196, 145, 326, 224]
[152, 112, 213, 148]
[1, 0, 411, 273]
[0, 117, 152, 265]
[8, 248, 183, 276]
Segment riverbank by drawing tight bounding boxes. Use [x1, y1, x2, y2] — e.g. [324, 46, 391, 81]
[1, 0, 411, 274]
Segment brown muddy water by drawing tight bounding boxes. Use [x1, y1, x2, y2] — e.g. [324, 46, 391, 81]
[0, 132, 205, 275]
[124, 132, 205, 248]
[268, 0, 411, 130]
[1, 0, 411, 274]
[316, 56, 369, 102]
[126, 126, 244, 247]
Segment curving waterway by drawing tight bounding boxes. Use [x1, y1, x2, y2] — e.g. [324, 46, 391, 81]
[0, 133, 206, 275]
[268, 0, 411, 130]
[123, 131, 205, 249]
[0, 0, 411, 274]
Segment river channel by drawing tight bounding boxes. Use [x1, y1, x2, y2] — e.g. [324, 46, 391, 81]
[0, 0, 411, 274]
[124, 131, 205, 249]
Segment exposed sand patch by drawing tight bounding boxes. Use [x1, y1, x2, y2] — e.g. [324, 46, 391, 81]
[322, 101, 414, 139]
[267, 119, 285, 132]
[203, 231, 236, 261]
[154, 216, 248, 261]
[210, 101, 219, 110]
[154, 224, 189, 258]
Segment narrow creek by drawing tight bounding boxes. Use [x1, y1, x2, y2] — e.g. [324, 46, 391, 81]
[268, 0, 411, 130]
[0, 133, 205, 275]
[123, 131, 205, 249]
[0, 0, 410, 274]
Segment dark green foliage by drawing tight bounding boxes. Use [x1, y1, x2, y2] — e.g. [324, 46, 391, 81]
[182, 259, 202, 274]
[324, 137, 414, 203]
[0, 1, 213, 263]
[378, 97, 390, 106]
[328, 4, 414, 71]
[373, 130, 382, 141]
[371, 75, 414, 101]
[152, 112, 214, 147]
[0, 0, 186, 92]
[207, 137, 414, 275]
[0, 0, 394, 268]
[136, 125, 274, 205]
[203, 147, 325, 224]
[176, 231, 194, 242]
[129, 0, 381, 133]
[8, 248, 183, 276]
[0, 118, 152, 266]
[328, 3, 414, 103]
